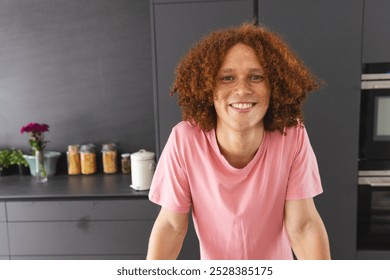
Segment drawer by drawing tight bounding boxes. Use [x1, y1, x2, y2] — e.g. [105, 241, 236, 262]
[6, 199, 158, 221]
[357, 250, 390, 260]
[8, 220, 154, 256]
[0, 202, 6, 221]
[11, 255, 145, 260]
[0, 222, 9, 256]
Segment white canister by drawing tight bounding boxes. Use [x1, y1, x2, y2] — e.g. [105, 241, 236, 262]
[130, 149, 156, 191]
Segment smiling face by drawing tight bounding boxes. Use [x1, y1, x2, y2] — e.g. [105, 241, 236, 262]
[213, 43, 271, 134]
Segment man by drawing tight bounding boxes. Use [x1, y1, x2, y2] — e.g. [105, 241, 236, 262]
[147, 23, 331, 260]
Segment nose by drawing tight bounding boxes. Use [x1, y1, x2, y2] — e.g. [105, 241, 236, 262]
[233, 79, 253, 96]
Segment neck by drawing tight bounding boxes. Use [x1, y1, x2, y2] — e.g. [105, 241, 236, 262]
[215, 123, 265, 169]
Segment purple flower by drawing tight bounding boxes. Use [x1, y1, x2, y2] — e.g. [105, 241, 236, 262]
[20, 122, 49, 134]
[20, 122, 50, 151]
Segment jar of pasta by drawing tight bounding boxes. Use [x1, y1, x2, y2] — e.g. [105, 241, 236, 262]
[121, 153, 131, 174]
[67, 144, 81, 175]
[80, 144, 97, 175]
[102, 143, 117, 174]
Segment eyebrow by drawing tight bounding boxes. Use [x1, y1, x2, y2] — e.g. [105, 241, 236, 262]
[218, 68, 264, 74]
[218, 68, 234, 74]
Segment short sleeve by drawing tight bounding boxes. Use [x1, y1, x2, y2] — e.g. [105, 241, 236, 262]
[286, 126, 323, 200]
[148, 126, 192, 213]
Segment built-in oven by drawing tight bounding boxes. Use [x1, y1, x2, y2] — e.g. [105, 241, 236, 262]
[358, 63, 390, 250]
[360, 63, 390, 170]
[358, 172, 390, 250]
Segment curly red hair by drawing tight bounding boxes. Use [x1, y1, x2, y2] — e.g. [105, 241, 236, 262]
[171, 23, 321, 133]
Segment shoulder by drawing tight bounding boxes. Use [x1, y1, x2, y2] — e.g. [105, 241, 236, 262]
[164, 121, 209, 154]
[173, 121, 202, 132]
[267, 123, 310, 157]
[285, 123, 307, 140]
[162, 121, 212, 168]
[268, 123, 306, 143]
[171, 121, 206, 141]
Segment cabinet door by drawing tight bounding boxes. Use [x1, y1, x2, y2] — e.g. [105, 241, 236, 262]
[0, 224, 9, 257]
[151, 0, 255, 156]
[0, 202, 5, 221]
[362, 0, 390, 63]
[8, 220, 154, 258]
[258, 0, 363, 259]
[357, 250, 390, 260]
[6, 199, 158, 221]
[0, 202, 9, 257]
[151, 0, 254, 260]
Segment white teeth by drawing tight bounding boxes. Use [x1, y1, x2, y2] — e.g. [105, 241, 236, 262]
[230, 103, 254, 109]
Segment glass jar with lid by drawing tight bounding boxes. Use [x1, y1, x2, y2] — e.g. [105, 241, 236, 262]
[102, 143, 117, 174]
[121, 153, 131, 174]
[80, 144, 97, 175]
[67, 144, 81, 175]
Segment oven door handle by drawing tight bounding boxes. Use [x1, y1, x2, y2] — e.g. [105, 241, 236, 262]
[361, 80, 390, 89]
[367, 183, 390, 187]
[358, 176, 390, 187]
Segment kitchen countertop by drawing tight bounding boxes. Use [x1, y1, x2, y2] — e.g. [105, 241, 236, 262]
[0, 174, 149, 201]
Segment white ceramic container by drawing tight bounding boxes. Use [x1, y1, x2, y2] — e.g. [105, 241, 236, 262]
[130, 149, 156, 191]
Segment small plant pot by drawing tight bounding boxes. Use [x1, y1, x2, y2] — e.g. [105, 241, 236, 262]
[23, 151, 61, 177]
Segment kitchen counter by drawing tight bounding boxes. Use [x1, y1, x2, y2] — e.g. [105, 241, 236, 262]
[0, 174, 148, 201]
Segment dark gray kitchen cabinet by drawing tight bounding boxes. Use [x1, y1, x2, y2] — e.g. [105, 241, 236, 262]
[6, 199, 158, 259]
[258, 1, 363, 259]
[0, 202, 9, 259]
[362, 0, 390, 63]
[150, 0, 255, 259]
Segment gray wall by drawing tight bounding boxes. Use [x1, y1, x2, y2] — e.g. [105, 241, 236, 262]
[0, 0, 155, 173]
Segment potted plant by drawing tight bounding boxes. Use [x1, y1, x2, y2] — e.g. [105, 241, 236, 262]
[9, 149, 30, 175]
[20, 122, 61, 182]
[0, 149, 11, 176]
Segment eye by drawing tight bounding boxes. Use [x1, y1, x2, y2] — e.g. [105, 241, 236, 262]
[250, 75, 265, 82]
[221, 76, 234, 81]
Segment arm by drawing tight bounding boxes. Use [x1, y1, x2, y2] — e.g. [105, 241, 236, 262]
[146, 207, 189, 260]
[284, 198, 331, 260]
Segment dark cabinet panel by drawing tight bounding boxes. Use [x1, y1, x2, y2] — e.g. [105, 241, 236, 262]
[8, 220, 153, 257]
[11, 254, 145, 260]
[362, 0, 390, 63]
[0, 202, 8, 257]
[0, 202, 5, 221]
[0, 223, 9, 257]
[6, 200, 158, 221]
[357, 250, 390, 260]
[258, 0, 363, 259]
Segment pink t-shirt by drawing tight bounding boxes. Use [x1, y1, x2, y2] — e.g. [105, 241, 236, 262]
[149, 121, 323, 260]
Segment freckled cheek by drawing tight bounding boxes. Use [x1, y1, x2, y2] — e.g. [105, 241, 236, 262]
[257, 90, 271, 106]
[213, 92, 230, 106]
[260, 95, 270, 107]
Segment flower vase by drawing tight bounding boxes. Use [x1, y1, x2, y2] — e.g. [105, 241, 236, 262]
[35, 150, 48, 183]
